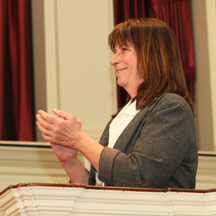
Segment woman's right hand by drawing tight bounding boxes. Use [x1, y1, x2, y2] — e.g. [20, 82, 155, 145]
[50, 119, 82, 163]
[50, 143, 78, 163]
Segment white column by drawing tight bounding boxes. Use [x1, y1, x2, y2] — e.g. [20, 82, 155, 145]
[192, 0, 215, 151]
[206, 0, 216, 151]
[43, 0, 60, 114]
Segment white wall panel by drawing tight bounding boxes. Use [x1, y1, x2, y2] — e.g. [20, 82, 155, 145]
[0, 143, 216, 192]
[55, 0, 116, 140]
[32, 0, 116, 141]
[192, 0, 216, 151]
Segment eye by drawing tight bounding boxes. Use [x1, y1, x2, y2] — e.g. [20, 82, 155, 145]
[121, 47, 128, 52]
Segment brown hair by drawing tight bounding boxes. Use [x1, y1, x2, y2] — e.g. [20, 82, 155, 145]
[109, 18, 194, 114]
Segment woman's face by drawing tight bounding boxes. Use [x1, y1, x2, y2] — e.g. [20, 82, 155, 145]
[110, 43, 143, 98]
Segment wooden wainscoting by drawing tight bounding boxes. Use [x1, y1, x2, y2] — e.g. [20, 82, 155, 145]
[0, 142, 216, 192]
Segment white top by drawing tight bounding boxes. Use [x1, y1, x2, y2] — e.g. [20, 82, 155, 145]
[108, 100, 140, 148]
[85, 100, 140, 185]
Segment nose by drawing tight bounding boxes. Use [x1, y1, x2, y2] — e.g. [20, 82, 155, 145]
[110, 53, 119, 66]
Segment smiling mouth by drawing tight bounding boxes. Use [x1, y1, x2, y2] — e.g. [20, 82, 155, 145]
[116, 68, 126, 72]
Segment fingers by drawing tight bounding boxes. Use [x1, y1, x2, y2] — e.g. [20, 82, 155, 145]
[36, 117, 49, 134]
[77, 120, 82, 127]
[36, 113, 53, 142]
[36, 120, 52, 142]
[36, 112, 54, 131]
[38, 110, 56, 124]
[36, 109, 81, 146]
[53, 109, 70, 120]
[36, 110, 58, 142]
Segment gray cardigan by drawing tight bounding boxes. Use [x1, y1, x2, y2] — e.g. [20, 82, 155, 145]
[88, 93, 198, 188]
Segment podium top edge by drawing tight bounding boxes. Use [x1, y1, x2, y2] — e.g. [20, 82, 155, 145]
[1, 182, 216, 196]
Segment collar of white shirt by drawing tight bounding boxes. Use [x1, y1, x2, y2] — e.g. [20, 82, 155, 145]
[108, 100, 140, 149]
[119, 100, 139, 116]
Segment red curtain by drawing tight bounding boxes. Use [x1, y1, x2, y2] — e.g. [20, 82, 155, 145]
[113, 0, 195, 108]
[0, 0, 35, 141]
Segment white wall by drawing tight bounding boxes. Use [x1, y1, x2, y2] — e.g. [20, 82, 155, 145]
[191, 0, 216, 151]
[205, 0, 216, 151]
[0, 144, 69, 191]
[0, 143, 215, 191]
[32, 0, 117, 141]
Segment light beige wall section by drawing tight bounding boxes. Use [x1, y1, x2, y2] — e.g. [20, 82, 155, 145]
[191, 0, 215, 151]
[43, 0, 60, 113]
[206, 0, 216, 151]
[0, 143, 215, 191]
[32, 0, 117, 141]
[0, 144, 68, 191]
[55, 0, 117, 140]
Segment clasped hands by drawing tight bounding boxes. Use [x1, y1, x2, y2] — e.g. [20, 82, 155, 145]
[36, 109, 82, 161]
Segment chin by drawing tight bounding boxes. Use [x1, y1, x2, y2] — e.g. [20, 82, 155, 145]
[117, 79, 125, 88]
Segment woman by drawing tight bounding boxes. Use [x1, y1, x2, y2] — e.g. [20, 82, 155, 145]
[36, 18, 198, 189]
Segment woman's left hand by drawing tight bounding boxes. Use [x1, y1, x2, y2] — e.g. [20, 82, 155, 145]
[36, 109, 82, 149]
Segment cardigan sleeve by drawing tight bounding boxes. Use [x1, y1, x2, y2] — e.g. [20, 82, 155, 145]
[98, 147, 120, 185]
[98, 94, 198, 188]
